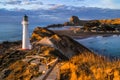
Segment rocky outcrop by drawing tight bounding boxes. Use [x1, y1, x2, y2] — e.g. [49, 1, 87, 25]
[31, 27, 93, 59]
[64, 16, 120, 27]
[70, 16, 80, 25]
[31, 27, 55, 41]
[64, 16, 88, 26]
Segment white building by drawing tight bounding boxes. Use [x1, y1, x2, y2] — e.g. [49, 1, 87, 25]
[21, 15, 31, 50]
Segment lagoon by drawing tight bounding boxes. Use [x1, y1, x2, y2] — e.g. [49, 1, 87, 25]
[75, 35, 120, 58]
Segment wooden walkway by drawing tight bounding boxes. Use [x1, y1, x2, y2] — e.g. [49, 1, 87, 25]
[35, 58, 59, 80]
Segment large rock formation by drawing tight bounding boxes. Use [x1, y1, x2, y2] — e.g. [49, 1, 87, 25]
[31, 27, 92, 59]
[64, 16, 88, 26]
[70, 16, 80, 25]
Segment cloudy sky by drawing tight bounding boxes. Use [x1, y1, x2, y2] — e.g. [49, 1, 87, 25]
[0, 0, 120, 25]
[0, 0, 120, 10]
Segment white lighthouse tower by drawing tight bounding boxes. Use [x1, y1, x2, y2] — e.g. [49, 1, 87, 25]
[21, 15, 31, 50]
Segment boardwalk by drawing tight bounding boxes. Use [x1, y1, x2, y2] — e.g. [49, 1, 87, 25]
[23, 56, 59, 80]
[35, 58, 59, 80]
[46, 65, 59, 80]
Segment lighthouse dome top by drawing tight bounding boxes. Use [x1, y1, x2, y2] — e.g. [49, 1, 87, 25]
[23, 15, 28, 21]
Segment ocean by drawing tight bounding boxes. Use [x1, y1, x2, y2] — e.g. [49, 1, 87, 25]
[0, 23, 45, 43]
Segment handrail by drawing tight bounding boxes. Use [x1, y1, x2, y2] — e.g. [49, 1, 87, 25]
[40, 58, 58, 80]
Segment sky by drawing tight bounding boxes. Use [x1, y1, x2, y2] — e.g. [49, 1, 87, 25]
[0, 0, 120, 25]
[0, 0, 120, 10]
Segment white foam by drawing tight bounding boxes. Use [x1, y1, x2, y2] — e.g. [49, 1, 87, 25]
[96, 36, 103, 39]
[112, 35, 117, 37]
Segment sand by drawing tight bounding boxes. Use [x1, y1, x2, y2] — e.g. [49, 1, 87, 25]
[53, 30, 120, 39]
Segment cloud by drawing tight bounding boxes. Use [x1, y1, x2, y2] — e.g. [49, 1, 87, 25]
[0, 0, 43, 9]
[49, 4, 65, 10]
[0, 0, 44, 10]
[0, 6, 120, 25]
[0, 0, 21, 5]
[0, 0, 43, 5]
[1, 0, 120, 10]
[21, 0, 43, 5]
[6, 1, 21, 5]
[75, 0, 85, 1]
[83, 0, 119, 9]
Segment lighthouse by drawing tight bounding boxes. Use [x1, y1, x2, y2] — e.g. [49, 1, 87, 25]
[21, 15, 31, 50]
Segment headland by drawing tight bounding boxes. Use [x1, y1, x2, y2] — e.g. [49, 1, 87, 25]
[0, 26, 120, 80]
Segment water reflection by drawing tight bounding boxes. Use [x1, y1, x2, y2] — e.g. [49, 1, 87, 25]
[75, 35, 120, 58]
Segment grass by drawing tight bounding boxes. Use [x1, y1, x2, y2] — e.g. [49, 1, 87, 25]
[60, 52, 120, 80]
[0, 43, 57, 80]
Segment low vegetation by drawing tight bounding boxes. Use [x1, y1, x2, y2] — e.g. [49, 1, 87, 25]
[0, 43, 57, 80]
[60, 52, 120, 80]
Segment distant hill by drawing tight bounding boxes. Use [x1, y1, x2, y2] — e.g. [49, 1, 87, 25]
[64, 16, 120, 26]
[99, 18, 120, 24]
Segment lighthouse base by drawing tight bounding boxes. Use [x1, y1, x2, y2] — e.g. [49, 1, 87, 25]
[17, 48, 31, 51]
[22, 45, 32, 50]
[22, 48, 30, 50]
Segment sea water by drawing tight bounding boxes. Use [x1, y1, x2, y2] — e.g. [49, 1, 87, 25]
[75, 35, 120, 58]
[0, 23, 45, 43]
